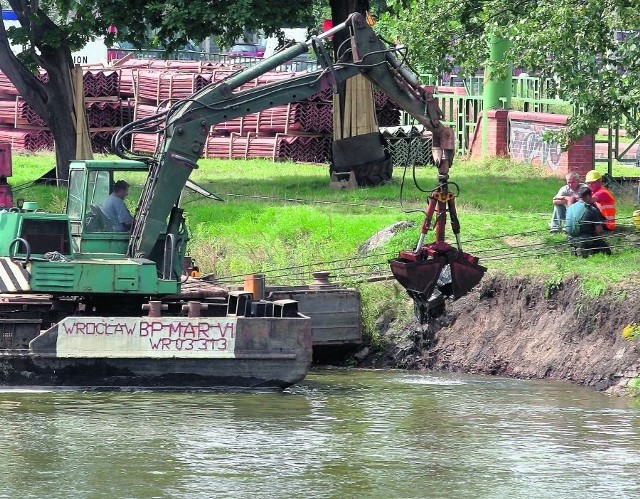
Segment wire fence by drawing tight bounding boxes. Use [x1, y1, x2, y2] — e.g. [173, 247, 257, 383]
[12, 174, 639, 289]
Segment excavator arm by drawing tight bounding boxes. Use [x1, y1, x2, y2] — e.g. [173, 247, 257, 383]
[115, 12, 453, 259]
[112, 12, 485, 320]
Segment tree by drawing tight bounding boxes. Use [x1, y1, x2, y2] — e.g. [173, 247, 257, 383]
[376, 0, 640, 142]
[0, 0, 314, 180]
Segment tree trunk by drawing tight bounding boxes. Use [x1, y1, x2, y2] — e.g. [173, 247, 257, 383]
[330, 0, 369, 119]
[0, 4, 77, 183]
[40, 60, 77, 183]
[329, 0, 391, 186]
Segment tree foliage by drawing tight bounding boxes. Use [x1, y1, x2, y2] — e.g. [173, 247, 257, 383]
[4, 0, 316, 55]
[0, 0, 315, 177]
[376, 0, 640, 140]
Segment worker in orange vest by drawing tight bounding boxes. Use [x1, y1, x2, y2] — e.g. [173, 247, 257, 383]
[585, 170, 616, 230]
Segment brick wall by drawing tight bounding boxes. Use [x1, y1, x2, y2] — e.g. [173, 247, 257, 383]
[470, 111, 595, 178]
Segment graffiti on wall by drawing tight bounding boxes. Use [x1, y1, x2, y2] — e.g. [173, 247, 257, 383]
[510, 121, 563, 171]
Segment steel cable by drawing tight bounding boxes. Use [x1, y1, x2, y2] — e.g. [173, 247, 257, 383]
[192, 192, 404, 211]
[212, 251, 395, 283]
[212, 229, 638, 286]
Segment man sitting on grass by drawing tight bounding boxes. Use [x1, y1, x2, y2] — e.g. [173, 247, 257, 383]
[584, 169, 616, 231]
[550, 171, 584, 233]
[565, 186, 611, 257]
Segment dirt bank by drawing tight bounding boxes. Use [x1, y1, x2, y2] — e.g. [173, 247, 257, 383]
[364, 275, 640, 395]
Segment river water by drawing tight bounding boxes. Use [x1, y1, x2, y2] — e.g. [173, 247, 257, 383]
[1, 369, 639, 499]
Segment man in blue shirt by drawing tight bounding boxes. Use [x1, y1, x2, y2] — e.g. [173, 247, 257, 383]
[550, 172, 585, 233]
[101, 180, 134, 231]
[565, 186, 611, 257]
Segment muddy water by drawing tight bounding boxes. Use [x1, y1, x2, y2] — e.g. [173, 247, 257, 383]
[1, 369, 639, 498]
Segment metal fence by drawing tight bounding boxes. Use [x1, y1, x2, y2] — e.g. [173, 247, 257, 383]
[398, 74, 639, 166]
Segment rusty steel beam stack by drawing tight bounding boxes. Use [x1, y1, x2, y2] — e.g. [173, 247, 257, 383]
[82, 69, 123, 152]
[83, 70, 120, 97]
[130, 102, 169, 154]
[275, 134, 332, 163]
[129, 63, 243, 154]
[307, 88, 333, 102]
[136, 71, 214, 103]
[0, 129, 53, 151]
[0, 70, 51, 152]
[289, 102, 334, 134]
[0, 70, 48, 97]
[129, 67, 331, 160]
[130, 132, 164, 155]
[0, 72, 19, 96]
[207, 101, 333, 137]
[117, 60, 241, 98]
[199, 76, 336, 162]
[0, 99, 47, 127]
[0, 98, 124, 130]
[0, 67, 123, 153]
[211, 105, 299, 135]
[203, 133, 276, 160]
[115, 60, 244, 98]
[374, 90, 401, 127]
[86, 101, 123, 128]
[129, 66, 342, 162]
[203, 133, 258, 159]
[90, 131, 115, 153]
[122, 62, 218, 90]
[202, 133, 331, 163]
[0, 58, 405, 162]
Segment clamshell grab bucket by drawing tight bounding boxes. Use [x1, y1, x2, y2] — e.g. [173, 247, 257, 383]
[389, 246, 487, 322]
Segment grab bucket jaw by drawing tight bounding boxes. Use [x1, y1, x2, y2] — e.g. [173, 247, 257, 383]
[388, 256, 446, 301]
[447, 249, 486, 299]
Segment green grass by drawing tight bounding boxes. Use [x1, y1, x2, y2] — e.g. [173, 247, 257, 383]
[8, 152, 640, 339]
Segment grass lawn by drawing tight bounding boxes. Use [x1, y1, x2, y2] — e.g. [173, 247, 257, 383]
[7, 152, 640, 337]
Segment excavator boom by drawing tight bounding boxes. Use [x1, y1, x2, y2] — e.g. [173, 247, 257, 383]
[118, 13, 454, 259]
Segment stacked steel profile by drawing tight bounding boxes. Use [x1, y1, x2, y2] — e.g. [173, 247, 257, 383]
[381, 126, 434, 167]
[0, 69, 125, 152]
[0, 70, 52, 150]
[0, 60, 431, 165]
[127, 63, 336, 162]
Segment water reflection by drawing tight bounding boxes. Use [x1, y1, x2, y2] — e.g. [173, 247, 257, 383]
[1, 370, 639, 498]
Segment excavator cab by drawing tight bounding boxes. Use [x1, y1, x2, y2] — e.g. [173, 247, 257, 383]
[67, 168, 111, 233]
[66, 159, 147, 254]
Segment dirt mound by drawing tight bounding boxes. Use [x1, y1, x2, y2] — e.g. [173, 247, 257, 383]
[365, 274, 640, 394]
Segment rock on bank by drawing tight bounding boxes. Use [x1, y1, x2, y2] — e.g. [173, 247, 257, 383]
[367, 275, 640, 395]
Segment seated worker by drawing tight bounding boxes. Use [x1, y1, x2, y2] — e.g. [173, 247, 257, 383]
[550, 171, 585, 233]
[565, 186, 611, 257]
[101, 180, 134, 232]
[585, 170, 616, 230]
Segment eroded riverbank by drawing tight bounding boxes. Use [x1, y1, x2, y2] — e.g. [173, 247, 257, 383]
[363, 275, 640, 395]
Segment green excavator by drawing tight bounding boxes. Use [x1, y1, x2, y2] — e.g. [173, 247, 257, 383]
[0, 13, 485, 387]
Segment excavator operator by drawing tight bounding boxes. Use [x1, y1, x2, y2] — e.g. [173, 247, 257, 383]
[102, 180, 134, 232]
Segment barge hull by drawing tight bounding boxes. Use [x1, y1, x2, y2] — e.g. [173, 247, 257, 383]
[0, 314, 312, 390]
[1, 355, 309, 389]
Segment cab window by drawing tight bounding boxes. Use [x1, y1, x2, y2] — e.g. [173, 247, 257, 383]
[83, 171, 112, 233]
